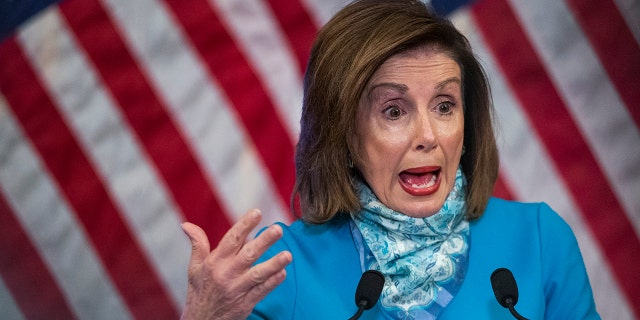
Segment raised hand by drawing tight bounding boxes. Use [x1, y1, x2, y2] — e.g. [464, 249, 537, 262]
[181, 209, 292, 320]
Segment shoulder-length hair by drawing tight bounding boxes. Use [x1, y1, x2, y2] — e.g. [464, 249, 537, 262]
[293, 0, 498, 223]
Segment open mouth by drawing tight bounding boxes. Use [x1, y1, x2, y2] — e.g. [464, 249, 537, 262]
[398, 167, 441, 196]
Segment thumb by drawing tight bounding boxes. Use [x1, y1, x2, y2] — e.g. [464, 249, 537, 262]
[181, 222, 211, 266]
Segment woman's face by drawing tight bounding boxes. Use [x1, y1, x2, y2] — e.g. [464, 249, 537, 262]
[355, 47, 464, 218]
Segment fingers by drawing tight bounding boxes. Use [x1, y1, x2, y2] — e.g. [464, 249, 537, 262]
[235, 224, 285, 268]
[239, 250, 292, 295]
[181, 211, 292, 319]
[243, 268, 288, 306]
[216, 209, 263, 256]
[182, 222, 211, 266]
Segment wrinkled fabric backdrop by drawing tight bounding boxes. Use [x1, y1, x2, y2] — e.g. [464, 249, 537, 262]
[0, 0, 638, 319]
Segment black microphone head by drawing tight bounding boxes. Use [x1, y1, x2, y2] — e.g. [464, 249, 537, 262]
[355, 270, 385, 310]
[490, 268, 519, 308]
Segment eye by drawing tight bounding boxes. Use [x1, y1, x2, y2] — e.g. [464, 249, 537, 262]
[382, 105, 404, 120]
[436, 101, 455, 115]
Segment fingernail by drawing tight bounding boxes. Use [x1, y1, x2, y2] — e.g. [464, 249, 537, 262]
[180, 223, 194, 240]
[280, 251, 292, 263]
[269, 224, 283, 236]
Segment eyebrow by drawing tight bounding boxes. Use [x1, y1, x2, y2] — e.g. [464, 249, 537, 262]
[365, 77, 462, 103]
[367, 82, 409, 97]
[435, 77, 462, 91]
[367, 77, 461, 96]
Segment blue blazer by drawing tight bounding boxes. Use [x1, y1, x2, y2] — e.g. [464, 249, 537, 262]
[251, 198, 600, 319]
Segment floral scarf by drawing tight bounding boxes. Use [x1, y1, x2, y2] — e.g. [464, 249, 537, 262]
[350, 168, 470, 319]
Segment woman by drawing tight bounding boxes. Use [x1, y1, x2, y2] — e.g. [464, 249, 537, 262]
[181, 0, 600, 319]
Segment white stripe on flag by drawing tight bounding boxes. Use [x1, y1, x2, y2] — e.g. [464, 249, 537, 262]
[508, 0, 640, 238]
[212, 0, 303, 141]
[451, 9, 636, 320]
[301, 0, 347, 26]
[100, 0, 290, 230]
[0, 94, 132, 320]
[0, 276, 24, 320]
[17, 7, 190, 309]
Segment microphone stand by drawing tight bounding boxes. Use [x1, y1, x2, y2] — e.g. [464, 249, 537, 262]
[505, 297, 529, 320]
[347, 300, 367, 320]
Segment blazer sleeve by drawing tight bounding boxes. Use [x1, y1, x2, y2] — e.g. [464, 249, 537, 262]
[537, 203, 600, 319]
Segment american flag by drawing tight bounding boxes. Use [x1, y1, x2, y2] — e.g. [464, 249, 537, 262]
[0, 0, 638, 318]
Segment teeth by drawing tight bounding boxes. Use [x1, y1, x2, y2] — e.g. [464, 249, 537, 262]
[410, 174, 437, 189]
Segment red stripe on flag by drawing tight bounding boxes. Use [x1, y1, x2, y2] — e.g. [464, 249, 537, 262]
[471, 0, 640, 316]
[0, 39, 178, 319]
[566, 0, 640, 128]
[58, 0, 232, 244]
[0, 190, 76, 319]
[265, 0, 317, 75]
[164, 0, 297, 217]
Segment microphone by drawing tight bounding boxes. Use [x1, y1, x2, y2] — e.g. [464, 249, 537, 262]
[490, 268, 529, 320]
[348, 270, 385, 320]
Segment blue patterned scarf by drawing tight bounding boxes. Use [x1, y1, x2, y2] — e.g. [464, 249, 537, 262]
[350, 168, 470, 319]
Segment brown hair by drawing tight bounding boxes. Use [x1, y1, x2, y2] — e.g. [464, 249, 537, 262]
[293, 0, 498, 223]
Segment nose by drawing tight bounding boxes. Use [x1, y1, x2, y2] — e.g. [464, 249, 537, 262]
[414, 115, 437, 151]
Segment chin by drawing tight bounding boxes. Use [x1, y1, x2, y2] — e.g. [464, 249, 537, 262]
[397, 191, 451, 217]
[398, 202, 443, 218]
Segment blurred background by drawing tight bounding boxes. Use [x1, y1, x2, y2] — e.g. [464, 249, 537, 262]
[0, 0, 638, 318]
